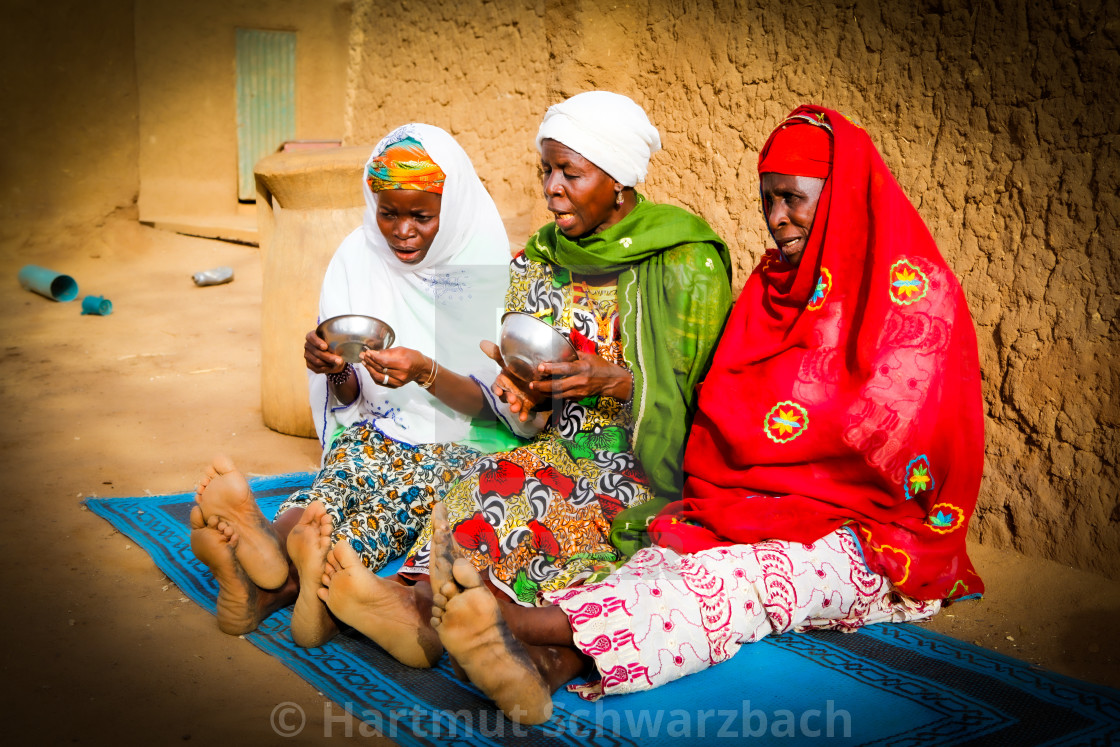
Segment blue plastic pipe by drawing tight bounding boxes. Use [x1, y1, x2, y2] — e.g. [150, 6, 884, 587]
[18, 265, 79, 302]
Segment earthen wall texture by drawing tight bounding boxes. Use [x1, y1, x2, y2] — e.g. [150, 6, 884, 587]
[0, 0, 140, 239]
[347, 0, 1120, 578]
[135, 0, 352, 220]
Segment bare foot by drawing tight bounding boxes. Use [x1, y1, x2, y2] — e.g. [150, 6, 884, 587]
[189, 505, 265, 636]
[318, 541, 442, 668]
[195, 455, 288, 589]
[431, 526, 553, 724]
[428, 502, 460, 630]
[287, 501, 338, 648]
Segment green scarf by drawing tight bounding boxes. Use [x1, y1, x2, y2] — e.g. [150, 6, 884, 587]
[525, 198, 733, 502]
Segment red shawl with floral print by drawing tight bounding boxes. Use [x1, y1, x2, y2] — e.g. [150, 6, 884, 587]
[650, 106, 985, 602]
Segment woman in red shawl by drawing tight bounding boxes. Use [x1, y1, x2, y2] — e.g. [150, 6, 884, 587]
[417, 106, 985, 724]
[657, 105, 985, 604]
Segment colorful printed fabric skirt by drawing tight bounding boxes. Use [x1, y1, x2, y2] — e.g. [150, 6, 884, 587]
[277, 421, 480, 570]
[401, 430, 653, 605]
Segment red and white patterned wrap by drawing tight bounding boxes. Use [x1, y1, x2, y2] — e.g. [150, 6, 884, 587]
[544, 529, 939, 700]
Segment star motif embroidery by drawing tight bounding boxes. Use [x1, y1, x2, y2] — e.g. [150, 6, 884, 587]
[894, 270, 922, 295]
[772, 410, 802, 435]
[764, 401, 809, 444]
[889, 259, 929, 306]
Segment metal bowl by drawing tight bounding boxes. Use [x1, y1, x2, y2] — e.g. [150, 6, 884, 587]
[499, 311, 578, 382]
[316, 314, 396, 363]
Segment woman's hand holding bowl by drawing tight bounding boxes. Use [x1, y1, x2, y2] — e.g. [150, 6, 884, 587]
[304, 329, 347, 374]
[361, 347, 431, 389]
[481, 340, 547, 422]
[530, 352, 633, 402]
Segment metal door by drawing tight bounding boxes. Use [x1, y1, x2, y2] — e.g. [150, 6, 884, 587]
[236, 28, 296, 201]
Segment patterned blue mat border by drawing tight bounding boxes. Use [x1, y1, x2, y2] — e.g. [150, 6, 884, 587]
[86, 473, 1120, 746]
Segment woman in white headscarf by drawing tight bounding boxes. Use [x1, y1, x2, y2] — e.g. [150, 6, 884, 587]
[284, 122, 517, 563]
[191, 124, 515, 646]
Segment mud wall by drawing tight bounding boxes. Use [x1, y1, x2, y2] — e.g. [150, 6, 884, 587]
[0, 0, 139, 242]
[347, 0, 1120, 578]
[344, 0, 549, 239]
[135, 0, 352, 223]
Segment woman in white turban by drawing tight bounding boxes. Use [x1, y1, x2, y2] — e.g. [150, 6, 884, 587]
[378, 91, 731, 606]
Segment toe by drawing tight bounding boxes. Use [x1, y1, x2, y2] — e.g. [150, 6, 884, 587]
[451, 558, 483, 589]
[333, 541, 361, 569]
[212, 453, 237, 475]
[431, 501, 448, 526]
[189, 505, 205, 530]
[305, 500, 326, 521]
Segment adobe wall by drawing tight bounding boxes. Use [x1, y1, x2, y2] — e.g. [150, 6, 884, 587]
[346, 0, 1120, 578]
[343, 0, 550, 240]
[135, 0, 351, 222]
[0, 0, 351, 236]
[0, 0, 140, 240]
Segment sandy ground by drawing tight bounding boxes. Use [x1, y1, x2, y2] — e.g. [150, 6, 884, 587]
[1, 211, 1118, 745]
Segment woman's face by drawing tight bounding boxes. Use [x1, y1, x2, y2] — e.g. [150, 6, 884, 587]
[760, 173, 826, 267]
[375, 190, 441, 265]
[540, 139, 621, 238]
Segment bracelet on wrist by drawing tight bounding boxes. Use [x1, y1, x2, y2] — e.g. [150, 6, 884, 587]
[417, 357, 439, 389]
[327, 365, 353, 386]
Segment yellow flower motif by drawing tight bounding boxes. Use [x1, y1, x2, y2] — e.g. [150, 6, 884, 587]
[889, 259, 929, 306]
[894, 268, 922, 297]
[772, 409, 803, 436]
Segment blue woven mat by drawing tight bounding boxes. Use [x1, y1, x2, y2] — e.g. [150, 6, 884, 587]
[87, 473, 1120, 745]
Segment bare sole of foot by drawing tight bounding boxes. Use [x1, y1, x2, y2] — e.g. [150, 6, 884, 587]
[318, 541, 442, 668]
[195, 455, 288, 589]
[189, 505, 264, 636]
[287, 501, 338, 648]
[429, 502, 459, 630]
[431, 513, 553, 725]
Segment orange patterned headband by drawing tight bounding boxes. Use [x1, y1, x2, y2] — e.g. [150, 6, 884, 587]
[366, 136, 446, 194]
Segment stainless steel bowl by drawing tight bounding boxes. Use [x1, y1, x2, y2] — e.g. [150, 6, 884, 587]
[499, 311, 578, 381]
[316, 314, 396, 363]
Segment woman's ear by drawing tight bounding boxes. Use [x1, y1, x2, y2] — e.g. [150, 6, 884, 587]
[615, 184, 624, 208]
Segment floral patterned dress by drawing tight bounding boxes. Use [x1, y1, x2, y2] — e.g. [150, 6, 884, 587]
[277, 423, 480, 570]
[401, 253, 655, 604]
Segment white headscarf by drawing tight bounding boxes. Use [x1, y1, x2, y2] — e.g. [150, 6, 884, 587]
[311, 123, 511, 450]
[535, 91, 662, 186]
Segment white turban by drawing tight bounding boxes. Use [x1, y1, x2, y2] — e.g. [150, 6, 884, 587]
[535, 91, 662, 186]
